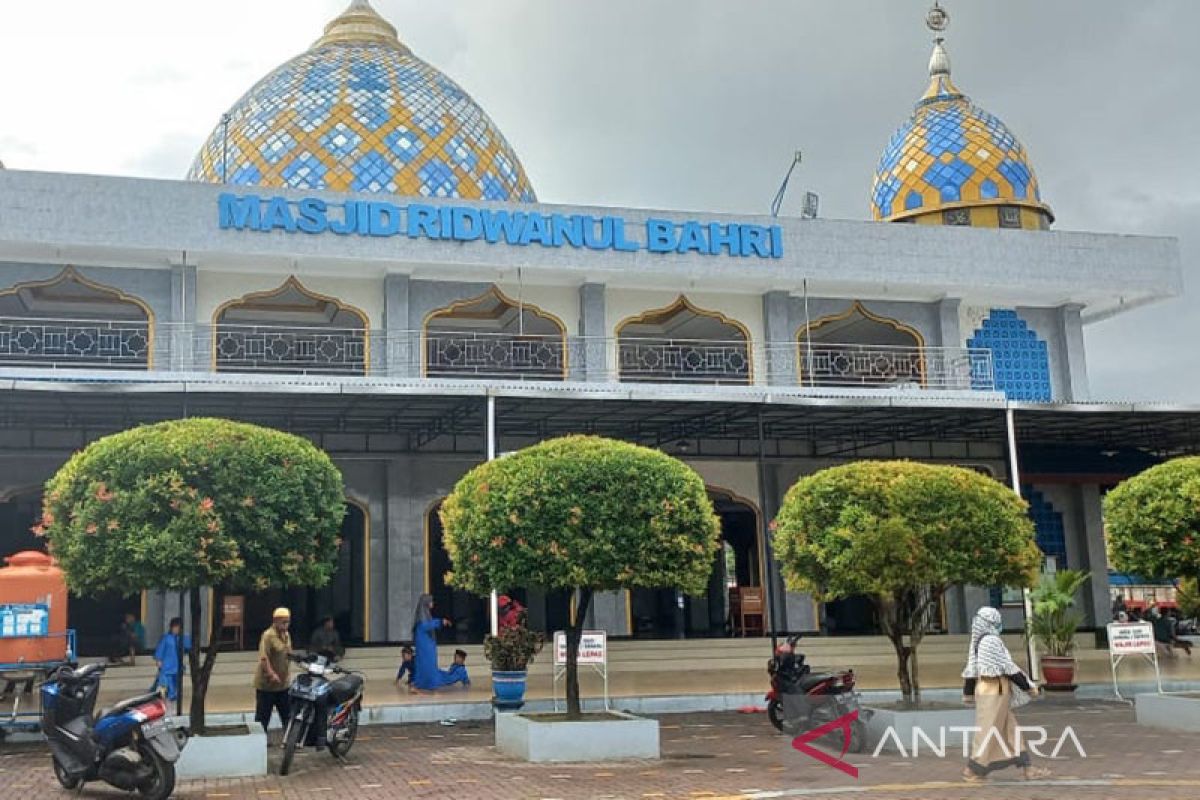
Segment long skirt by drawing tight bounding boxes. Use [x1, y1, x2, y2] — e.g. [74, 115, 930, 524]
[967, 676, 1031, 776]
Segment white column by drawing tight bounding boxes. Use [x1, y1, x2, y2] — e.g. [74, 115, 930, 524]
[487, 394, 499, 637]
[1006, 408, 1040, 681]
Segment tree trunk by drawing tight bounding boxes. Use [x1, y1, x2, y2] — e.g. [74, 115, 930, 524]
[564, 587, 593, 720]
[187, 586, 225, 735]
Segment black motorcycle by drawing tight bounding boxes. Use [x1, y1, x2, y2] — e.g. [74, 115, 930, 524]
[40, 662, 187, 800]
[766, 634, 868, 753]
[280, 653, 365, 776]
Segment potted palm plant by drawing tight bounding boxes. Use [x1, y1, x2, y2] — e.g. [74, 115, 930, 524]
[484, 611, 544, 710]
[1028, 569, 1090, 690]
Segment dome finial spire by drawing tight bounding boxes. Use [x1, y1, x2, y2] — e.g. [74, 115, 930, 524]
[314, 0, 406, 50]
[920, 2, 961, 102]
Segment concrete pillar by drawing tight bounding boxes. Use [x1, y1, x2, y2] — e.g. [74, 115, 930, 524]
[762, 291, 794, 386]
[385, 457, 419, 640]
[383, 274, 413, 378]
[1078, 484, 1111, 627]
[937, 297, 962, 348]
[1057, 304, 1090, 402]
[168, 263, 197, 372]
[578, 283, 607, 382]
[761, 460, 793, 633]
[589, 591, 628, 635]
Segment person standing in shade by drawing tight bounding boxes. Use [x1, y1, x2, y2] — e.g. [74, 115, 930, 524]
[961, 607, 1050, 782]
[254, 608, 293, 736]
[410, 594, 456, 692]
[309, 615, 344, 661]
[152, 617, 190, 701]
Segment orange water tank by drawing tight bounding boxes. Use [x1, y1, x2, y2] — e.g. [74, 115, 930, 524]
[0, 551, 69, 664]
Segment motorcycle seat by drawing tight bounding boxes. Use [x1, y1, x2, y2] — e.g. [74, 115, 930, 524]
[328, 673, 364, 703]
[797, 672, 836, 691]
[97, 691, 160, 721]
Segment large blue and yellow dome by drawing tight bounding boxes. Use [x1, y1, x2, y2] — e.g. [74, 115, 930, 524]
[188, 0, 536, 202]
[870, 36, 1052, 229]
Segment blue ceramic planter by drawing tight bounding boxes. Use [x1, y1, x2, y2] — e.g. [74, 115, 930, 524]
[492, 670, 528, 710]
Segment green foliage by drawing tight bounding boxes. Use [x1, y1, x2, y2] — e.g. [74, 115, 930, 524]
[1028, 569, 1090, 657]
[39, 418, 346, 596]
[1178, 578, 1200, 620]
[1105, 456, 1200, 583]
[440, 435, 721, 596]
[773, 461, 1043, 600]
[484, 613, 545, 671]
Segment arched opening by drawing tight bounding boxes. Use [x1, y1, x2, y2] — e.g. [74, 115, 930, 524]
[629, 488, 765, 638]
[423, 287, 567, 381]
[0, 267, 152, 369]
[617, 296, 752, 385]
[426, 499, 572, 642]
[797, 301, 926, 387]
[0, 487, 141, 656]
[213, 277, 368, 375]
[241, 499, 369, 649]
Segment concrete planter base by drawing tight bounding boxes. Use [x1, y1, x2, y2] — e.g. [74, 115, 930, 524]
[1136, 693, 1200, 732]
[864, 704, 976, 753]
[495, 711, 660, 762]
[175, 724, 268, 779]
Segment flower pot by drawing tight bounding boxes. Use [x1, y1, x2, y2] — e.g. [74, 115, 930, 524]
[492, 669, 528, 710]
[1039, 655, 1077, 690]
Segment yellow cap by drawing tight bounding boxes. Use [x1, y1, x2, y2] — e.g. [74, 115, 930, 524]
[272, 607, 291, 619]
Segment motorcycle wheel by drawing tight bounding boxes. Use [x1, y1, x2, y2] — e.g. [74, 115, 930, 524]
[280, 713, 308, 777]
[328, 706, 359, 759]
[766, 699, 786, 733]
[52, 757, 81, 790]
[135, 743, 176, 800]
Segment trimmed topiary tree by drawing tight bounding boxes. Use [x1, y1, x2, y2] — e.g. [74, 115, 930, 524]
[773, 460, 1042, 704]
[1105, 456, 1200, 588]
[38, 418, 345, 733]
[440, 435, 721, 718]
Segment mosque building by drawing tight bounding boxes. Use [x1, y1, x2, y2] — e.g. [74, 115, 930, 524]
[0, 1, 1185, 652]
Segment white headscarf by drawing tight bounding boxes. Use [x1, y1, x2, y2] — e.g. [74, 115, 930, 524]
[962, 606, 1020, 678]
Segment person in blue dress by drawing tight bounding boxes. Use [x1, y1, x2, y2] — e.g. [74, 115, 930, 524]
[410, 594, 469, 691]
[152, 617, 191, 701]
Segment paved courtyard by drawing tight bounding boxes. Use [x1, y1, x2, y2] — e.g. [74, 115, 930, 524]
[3, 699, 1200, 799]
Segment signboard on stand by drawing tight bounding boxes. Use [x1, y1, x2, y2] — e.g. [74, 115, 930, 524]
[1106, 622, 1161, 700]
[0, 604, 49, 637]
[552, 630, 609, 710]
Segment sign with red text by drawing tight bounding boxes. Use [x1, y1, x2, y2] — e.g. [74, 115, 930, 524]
[553, 630, 606, 665]
[1107, 622, 1155, 654]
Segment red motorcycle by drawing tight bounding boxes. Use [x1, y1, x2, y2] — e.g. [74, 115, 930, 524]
[766, 634, 867, 753]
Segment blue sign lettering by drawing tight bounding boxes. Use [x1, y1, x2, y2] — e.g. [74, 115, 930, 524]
[217, 194, 784, 259]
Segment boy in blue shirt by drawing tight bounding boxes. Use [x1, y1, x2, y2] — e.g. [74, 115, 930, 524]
[153, 617, 191, 701]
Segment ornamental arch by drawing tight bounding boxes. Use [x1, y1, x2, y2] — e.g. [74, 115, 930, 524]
[422, 286, 568, 380]
[616, 296, 752, 385]
[0, 266, 153, 369]
[796, 301, 926, 387]
[212, 276, 368, 375]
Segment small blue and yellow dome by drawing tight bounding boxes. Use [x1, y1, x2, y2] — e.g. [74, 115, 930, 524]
[870, 31, 1052, 229]
[188, 0, 536, 202]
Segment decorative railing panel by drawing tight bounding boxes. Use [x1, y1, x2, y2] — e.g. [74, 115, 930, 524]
[0, 317, 151, 369]
[213, 324, 367, 375]
[424, 331, 566, 380]
[618, 338, 752, 385]
[793, 342, 989, 390]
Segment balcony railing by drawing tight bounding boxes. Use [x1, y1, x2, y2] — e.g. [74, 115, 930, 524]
[0, 318, 996, 392]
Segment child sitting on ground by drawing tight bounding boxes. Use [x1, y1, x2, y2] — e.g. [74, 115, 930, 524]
[395, 645, 415, 690]
[444, 649, 470, 688]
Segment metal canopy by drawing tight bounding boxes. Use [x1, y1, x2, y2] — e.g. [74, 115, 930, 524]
[2, 379, 1200, 458]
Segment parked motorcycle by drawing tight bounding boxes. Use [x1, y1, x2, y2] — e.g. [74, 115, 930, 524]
[40, 662, 187, 800]
[280, 652, 365, 776]
[766, 634, 867, 753]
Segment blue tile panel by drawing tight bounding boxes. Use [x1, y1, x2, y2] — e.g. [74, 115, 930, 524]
[1022, 486, 1067, 568]
[189, 42, 536, 202]
[968, 309, 1052, 401]
[870, 81, 1044, 220]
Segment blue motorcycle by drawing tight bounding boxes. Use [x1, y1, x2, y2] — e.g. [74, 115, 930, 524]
[40, 662, 187, 799]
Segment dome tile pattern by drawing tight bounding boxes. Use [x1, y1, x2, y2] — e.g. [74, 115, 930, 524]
[870, 46, 1050, 223]
[188, 3, 535, 202]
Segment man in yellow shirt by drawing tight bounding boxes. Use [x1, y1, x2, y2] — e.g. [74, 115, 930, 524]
[254, 607, 293, 735]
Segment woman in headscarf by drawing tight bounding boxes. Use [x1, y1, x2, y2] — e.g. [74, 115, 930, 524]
[961, 606, 1049, 782]
[410, 594, 465, 691]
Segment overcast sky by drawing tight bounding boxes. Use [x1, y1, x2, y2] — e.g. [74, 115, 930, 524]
[1, 0, 1196, 402]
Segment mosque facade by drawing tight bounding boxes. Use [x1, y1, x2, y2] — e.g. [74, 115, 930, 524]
[0, 1, 1184, 651]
